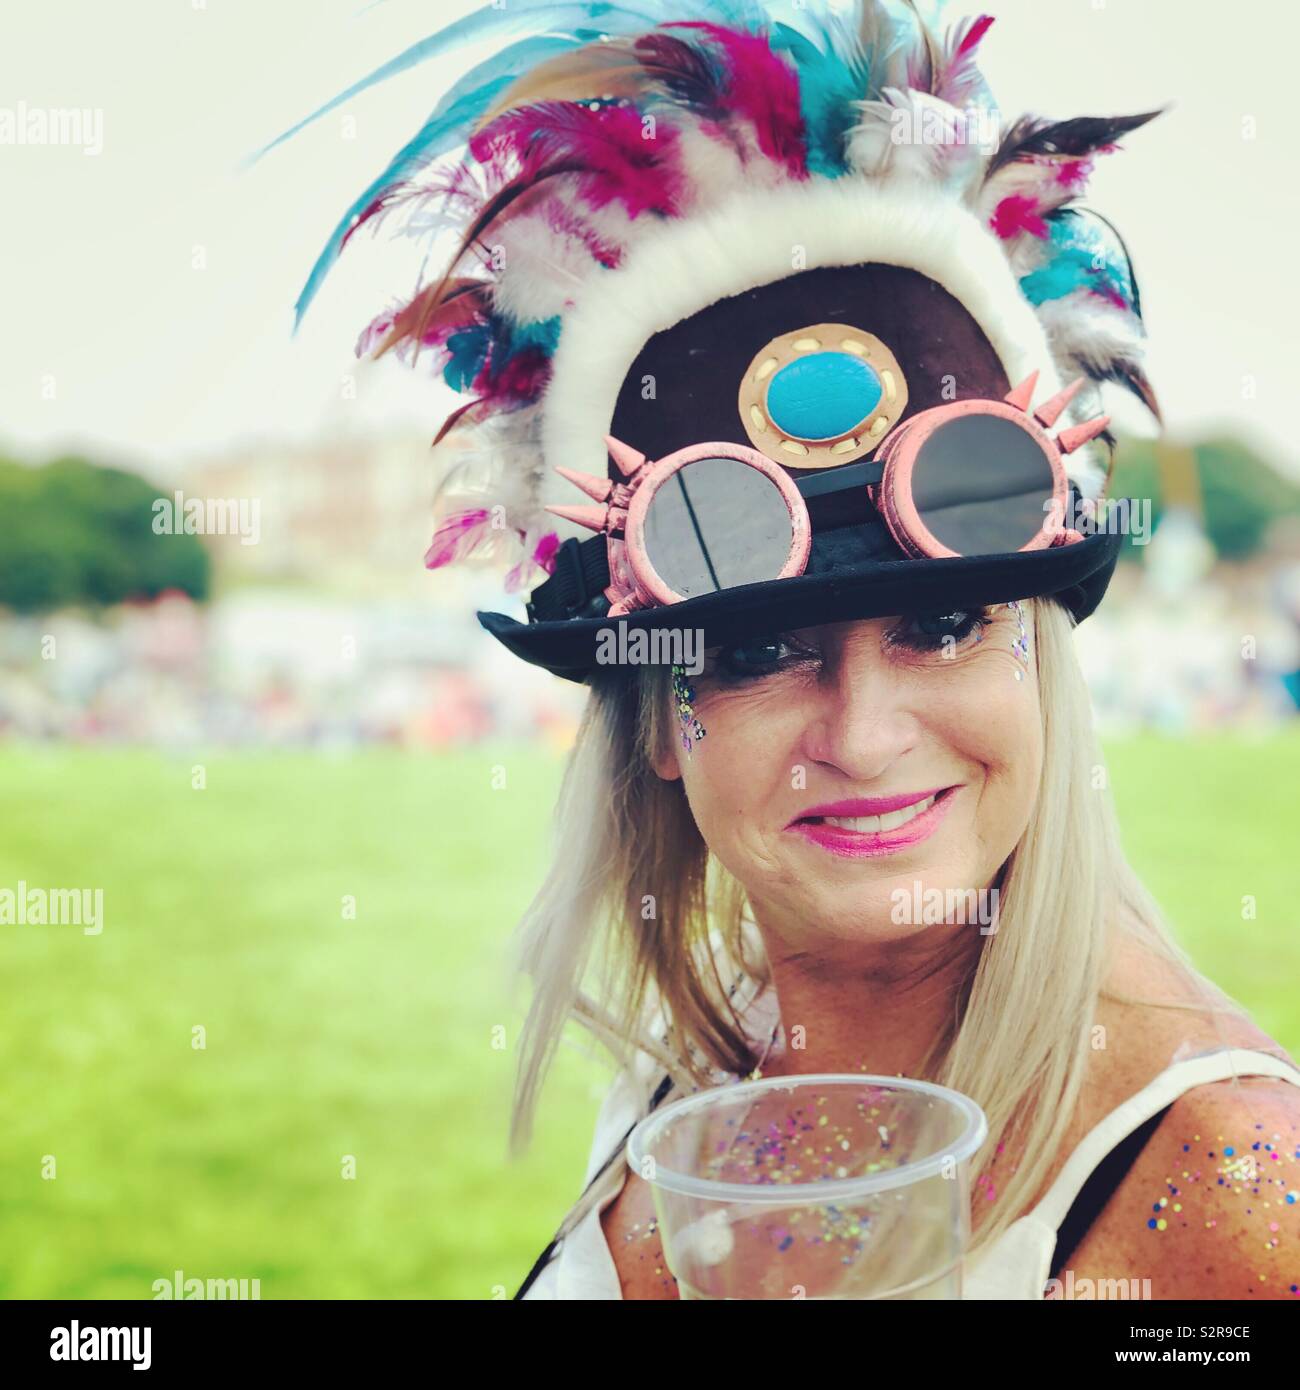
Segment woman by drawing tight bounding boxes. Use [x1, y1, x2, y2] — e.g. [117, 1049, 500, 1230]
[516, 603, 1300, 1300]
[278, 0, 1300, 1298]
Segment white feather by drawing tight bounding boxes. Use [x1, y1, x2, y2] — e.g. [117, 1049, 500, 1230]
[670, 120, 759, 209]
[1036, 293, 1146, 376]
[435, 404, 551, 549]
[488, 203, 628, 324]
[847, 90, 990, 191]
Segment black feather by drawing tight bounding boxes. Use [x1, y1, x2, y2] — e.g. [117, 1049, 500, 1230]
[1094, 361, 1163, 426]
[632, 32, 730, 120]
[986, 108, 1167, 178]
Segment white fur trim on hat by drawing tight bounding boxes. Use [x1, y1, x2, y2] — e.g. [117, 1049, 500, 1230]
[539, 176, 1077, 535]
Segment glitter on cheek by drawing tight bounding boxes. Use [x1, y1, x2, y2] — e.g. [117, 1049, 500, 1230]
[670, 664, 706, 755]
[1005, 600, 1030, 680]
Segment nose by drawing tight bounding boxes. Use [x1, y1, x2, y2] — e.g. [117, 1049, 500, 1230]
[796, 630, 921, 781]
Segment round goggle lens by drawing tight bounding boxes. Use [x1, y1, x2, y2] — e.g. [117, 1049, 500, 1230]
[642, 457, 794, 597]
[909, 415, 1055, 555]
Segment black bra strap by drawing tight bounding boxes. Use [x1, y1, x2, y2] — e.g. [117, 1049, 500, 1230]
[1048, 1101, 1173, 1282]
[514, 1071, 676, 1299]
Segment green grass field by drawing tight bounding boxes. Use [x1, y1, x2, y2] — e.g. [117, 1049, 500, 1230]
[0, 734, 1296, 1299]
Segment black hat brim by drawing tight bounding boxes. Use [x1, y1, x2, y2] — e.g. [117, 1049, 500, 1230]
[477, 531, 1122, 684]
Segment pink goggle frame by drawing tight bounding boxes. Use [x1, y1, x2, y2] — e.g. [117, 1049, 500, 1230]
[546, 371, 1108, 617]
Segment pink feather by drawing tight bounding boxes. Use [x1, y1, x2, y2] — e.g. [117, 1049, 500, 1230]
[990, 194, 1049, 240]
[931, 14, 995, 109]
[664, 22, 807, 178]
[468, 101, 685, 221]
[532, 530, 561, 573]
[537, 199, 624, 270]
[424, 508, 494, 570]
[1054, 157, 1094, 188]
[504, 529, 562, 592]
[1089, 283, 1131, 312]
[954, 13, 996, 58]
[472, 347, 552, 406]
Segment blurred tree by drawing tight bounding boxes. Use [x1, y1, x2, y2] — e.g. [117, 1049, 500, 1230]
[0, 456, 210, 612]
[1110, 437, 1300, 562]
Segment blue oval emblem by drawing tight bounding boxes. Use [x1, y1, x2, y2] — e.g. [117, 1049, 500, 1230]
[765, 352, 882, 441]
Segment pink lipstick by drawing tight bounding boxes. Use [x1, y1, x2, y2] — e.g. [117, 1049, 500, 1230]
[785, 786, 960, 858]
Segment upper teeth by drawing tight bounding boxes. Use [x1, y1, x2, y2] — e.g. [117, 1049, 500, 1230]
[819, 795, 938, 833]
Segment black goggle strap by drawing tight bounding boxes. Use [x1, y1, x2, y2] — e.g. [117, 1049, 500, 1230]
[527, 459, 889, 623]
[527, 533, 613, 622]
[524, 455, 1075, 623]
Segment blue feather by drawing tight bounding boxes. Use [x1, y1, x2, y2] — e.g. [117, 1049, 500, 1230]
[256, 1, 787, 162]
[266, 1, 946, 324]
[260, 5, 654, 161]
[442, 323, 492, 391]
[770, 20, 868, 178]
[266, 1, 787, 326]
[289, 55, 557, 327]
[1018, 254, 1091, 306]
[1019, 213, 1134, 308]
[505, 316, 562, 358]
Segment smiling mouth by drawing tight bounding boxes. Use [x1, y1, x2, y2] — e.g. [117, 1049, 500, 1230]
[795, 786, 958, 835]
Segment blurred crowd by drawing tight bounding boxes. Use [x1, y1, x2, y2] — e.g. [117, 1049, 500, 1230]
[2, 515, 1298, 748]
[1075, 512, 1300, 729]
[0, 590, 585, 750]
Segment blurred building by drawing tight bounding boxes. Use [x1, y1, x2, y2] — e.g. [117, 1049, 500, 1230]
[183, 427, 438, 595]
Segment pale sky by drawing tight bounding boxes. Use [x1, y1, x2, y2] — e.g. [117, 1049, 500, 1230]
[1, 0, 1296, 480]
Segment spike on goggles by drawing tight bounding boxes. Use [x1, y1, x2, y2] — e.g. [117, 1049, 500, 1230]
[545, 372, 1108, 617]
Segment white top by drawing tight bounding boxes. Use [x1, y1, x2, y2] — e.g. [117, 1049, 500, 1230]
[522, 979, 1300, 1300]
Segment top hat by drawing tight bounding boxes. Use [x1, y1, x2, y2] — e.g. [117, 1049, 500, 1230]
[271, 1, 1163, 682]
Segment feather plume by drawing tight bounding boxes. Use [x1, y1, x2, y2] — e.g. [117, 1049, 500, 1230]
[989, 193, 1049, 241]
[258, 2, 736, 159]
[1019, 209, 1138, 310]
[661, 21, 809, 176]
[432, 395, 490, 448]
[901, 0, 939, 93]
[770, 17, 870, 176]
[468, 100, 686, 218]
[258, 0, 769, 324]
[985, 109, 1166, 178]
[929, 12, 994, 109]
[370, 279, 492, 363]
[847, 86, 988, 188]
[854, 0, 911, 98]
[266, 0, 1167, 588]
[632, 30, 733, 118]
[505, 527, 563, 591]
[391, 102, 682, 365]
[473, 42, 662, 130]
[424, 507, 497, 571]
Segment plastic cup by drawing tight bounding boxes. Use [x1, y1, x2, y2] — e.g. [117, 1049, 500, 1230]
[625, 1073, 987, 1300]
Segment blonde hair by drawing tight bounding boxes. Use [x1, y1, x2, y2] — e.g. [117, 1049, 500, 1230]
[506, 598, 1247, 1256]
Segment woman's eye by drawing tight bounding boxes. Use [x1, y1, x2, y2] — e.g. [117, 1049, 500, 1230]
[888, 609, 990, 652]
[714, 635, 812, 680]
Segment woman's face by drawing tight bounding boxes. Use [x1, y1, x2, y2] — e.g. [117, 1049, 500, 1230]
[651, 604, 1043, 945]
